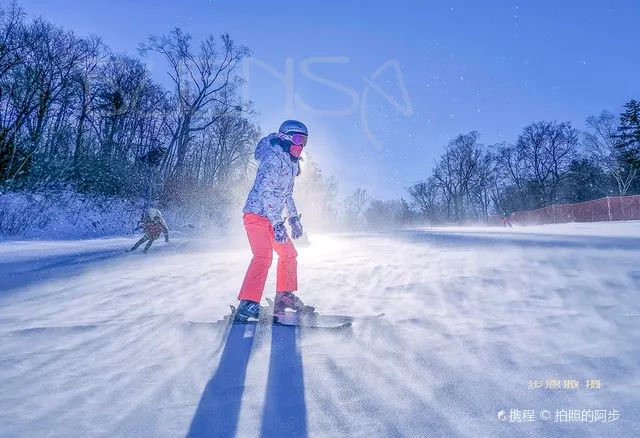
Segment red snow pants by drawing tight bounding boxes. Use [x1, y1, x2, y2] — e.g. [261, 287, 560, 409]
[238, 213, 298, 303]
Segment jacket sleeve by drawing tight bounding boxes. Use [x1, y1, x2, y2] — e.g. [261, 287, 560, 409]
[157, 211, 168, 229]
[285, 195, 298, 218]
[255, 156, 286, 225]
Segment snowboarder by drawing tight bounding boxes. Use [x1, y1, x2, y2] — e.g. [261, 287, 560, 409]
[234, 120, 312, 322]
[129, 207, 169, 253]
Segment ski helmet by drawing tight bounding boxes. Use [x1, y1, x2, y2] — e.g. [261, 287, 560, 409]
[147, 208, 160, 220]
[279, 120, 308, 136]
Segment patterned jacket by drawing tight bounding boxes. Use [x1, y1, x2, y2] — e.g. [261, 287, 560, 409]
[139, 208, 169, 239]
[243, 133, 299, 226]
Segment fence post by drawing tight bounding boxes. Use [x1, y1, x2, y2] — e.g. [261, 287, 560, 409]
[606, 196, 612, 221]
[551, 204, 556, 223]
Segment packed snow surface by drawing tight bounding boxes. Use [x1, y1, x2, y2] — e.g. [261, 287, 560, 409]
[1, 222, 639, 437]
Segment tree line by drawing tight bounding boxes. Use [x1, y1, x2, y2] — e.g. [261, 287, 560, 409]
[3, 1, 639, 231]
[0, 2, 258, 214]
[345, 100, 640, 227]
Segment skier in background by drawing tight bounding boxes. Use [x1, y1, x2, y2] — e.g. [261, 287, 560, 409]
[502, 211, 513, 228]
[234, 120, 312, 322]
[129, 207, 169, 253]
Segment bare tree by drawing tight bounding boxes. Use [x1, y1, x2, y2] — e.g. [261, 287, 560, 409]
[495, 142, 523, 187]
[139, 29, 249, 179]
[584, 111, 636, 195]
[0, 1, 260, 227]
[432, 131, 484, 221]
[199, 106, 257, 185]
[365, 199, 406, 229]
[294, 154, 340, 229]
[469, 148, 497, 219]
[24, 18, 87, 151]
[0, 5, 34, 180]
[72, 36, 107, 163]
[344, 188, 369, 228]
[516, 121, 578, 207]
[408, 177, 440, 220]
[1, 11, 91, 182]
[0, 2, 26, 82]
[92, 55, 153, 161]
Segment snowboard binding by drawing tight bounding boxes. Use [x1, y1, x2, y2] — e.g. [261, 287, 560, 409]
[268, 293, 316, 316]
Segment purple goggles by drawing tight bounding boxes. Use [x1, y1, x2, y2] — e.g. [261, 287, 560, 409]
[289, 133, 307, 146]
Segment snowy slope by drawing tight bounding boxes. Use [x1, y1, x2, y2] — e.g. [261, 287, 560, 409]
[1, 223, 639, 437]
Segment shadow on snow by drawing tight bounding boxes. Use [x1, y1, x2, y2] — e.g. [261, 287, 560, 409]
[260, 324, 308, 437]
[0, 247, 127, 294]
[188, 322, 308, 437]
[395, 229, 640, 251]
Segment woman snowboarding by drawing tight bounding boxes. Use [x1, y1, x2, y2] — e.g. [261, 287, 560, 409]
[234, 120, 312, 322]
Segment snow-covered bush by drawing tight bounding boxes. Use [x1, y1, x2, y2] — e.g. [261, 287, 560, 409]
[0, 190, 140, 239]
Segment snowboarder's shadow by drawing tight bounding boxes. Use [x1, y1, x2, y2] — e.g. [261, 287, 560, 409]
[187, 322, 308, 437]
[260, 324, 308, 437]
[187, 323, 255, 437]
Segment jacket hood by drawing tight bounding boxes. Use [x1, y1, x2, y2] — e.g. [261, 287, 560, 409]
[255, 133, 282, 162]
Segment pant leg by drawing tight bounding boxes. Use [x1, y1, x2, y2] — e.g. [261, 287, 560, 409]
[143, 236, 157, 253]
[270, 226, 298, 293]
[238, 213, 274, 302]
[131, 235, 149, 251]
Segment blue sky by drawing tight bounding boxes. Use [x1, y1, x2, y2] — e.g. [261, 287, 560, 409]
[17, 0, 640, 199]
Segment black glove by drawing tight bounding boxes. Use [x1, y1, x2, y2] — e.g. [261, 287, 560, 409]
[273, 221, 289, 244]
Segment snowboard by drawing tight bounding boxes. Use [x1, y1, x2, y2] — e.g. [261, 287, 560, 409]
[189, 306, 383, 330]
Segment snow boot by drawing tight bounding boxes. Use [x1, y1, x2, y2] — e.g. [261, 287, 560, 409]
[274, 292, 315, 315]
[234, 299, 261, 322]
